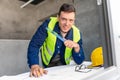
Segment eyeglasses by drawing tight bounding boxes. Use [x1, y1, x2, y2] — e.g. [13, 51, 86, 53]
[75, 64, 92, 73]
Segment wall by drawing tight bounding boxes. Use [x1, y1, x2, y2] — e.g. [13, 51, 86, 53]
[0, 40, 29, 76]
[74, 0, 102, 60]
[0, 0, 102, 76]
[0, 0, 72, 39]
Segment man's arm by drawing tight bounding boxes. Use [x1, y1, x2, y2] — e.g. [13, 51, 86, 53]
[72, 34, 85, 64]
[27, 19, 50, 68]
[27, 19, 50, 77]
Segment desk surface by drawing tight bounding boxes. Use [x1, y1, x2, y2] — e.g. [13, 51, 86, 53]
[0, 61, 104, 80]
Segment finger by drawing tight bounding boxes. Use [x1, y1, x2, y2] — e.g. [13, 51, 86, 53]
[36, 70, 41, 77]
[39, 68, 44, 76]
[33, 70, 38, 77]
[64, 40, 75, 48]
[43, 70, 48, 74]
[66, 43, 73, 48]
[69, 45, 73, 48]
[64, 40, 69, 45]
[30, 70, 37, 77]
[64, 41, 69, 47]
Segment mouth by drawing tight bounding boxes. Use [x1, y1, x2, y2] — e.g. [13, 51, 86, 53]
[63, 25, 69, 30]
[61, 28, 69, 33]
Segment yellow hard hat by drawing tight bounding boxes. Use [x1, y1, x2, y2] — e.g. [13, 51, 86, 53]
[91, 47, 103, 67]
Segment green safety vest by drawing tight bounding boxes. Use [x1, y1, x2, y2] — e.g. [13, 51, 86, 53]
[41, 17, 81, 66]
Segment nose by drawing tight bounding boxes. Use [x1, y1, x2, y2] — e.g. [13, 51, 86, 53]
[65, 20, 69, 26]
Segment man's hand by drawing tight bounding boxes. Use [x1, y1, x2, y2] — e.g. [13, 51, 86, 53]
[30, 65, 48, 77]
[64, 40, 80, 53]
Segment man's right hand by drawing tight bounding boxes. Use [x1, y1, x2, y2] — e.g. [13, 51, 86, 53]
[30, 64, 48, 77]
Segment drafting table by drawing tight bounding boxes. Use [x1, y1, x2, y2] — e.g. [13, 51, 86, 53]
[0, 61, 104, 80]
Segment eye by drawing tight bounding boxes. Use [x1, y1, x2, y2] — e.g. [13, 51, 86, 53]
[69, 19, 74, 23]
[61, 18, 66, 21]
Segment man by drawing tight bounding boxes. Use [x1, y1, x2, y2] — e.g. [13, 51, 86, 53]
[27, 3, 85, 77]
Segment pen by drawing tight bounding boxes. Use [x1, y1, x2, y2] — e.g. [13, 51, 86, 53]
[46, 27, 66, 42]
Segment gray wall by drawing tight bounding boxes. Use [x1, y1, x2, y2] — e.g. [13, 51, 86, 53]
[0, 0, 102, 76]
[74, 0, 102, 60]
[0, 40, 29, 76]
[0, 0, 72, 39]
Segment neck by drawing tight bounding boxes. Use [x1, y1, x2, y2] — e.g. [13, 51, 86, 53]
[60, 30, 67, 38]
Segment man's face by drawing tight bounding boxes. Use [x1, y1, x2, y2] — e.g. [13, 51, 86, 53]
[57, 11, 75, 33]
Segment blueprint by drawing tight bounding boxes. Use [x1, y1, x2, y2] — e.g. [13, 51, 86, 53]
[0, 61, 104, 80]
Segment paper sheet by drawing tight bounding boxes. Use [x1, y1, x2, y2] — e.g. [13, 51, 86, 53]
[0, 61, 104, 80]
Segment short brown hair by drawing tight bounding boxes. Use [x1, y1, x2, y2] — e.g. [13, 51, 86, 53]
[58, 3, 76, 16]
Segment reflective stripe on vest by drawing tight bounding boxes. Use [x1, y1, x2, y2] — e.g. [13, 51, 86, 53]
[41, 17, 80, 66]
